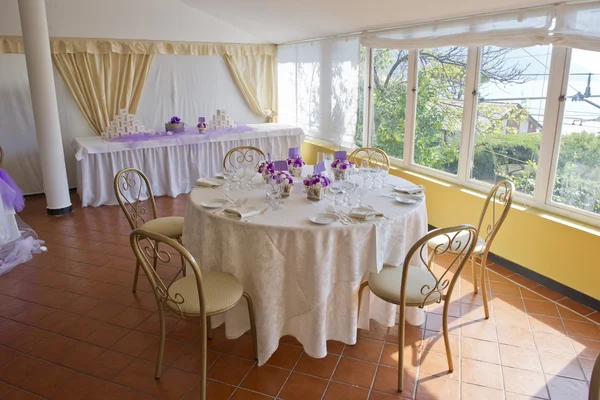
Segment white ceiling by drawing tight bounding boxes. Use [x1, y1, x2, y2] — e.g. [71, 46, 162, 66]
[184, 0, 556, 44]
[0, 0, 556, 44]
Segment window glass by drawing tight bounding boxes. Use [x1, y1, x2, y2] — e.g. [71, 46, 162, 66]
[471, 45, 552, 195]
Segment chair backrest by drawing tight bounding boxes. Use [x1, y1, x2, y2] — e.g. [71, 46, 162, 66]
[401, 225, 478, 307]
[349, 147, 390, 169]
[114, 168, 158, 230]
[223, 146, 266, 169]
[130, 228, 206, 319]
[590, 355, 600, 400]
[476, 180, 515, 250]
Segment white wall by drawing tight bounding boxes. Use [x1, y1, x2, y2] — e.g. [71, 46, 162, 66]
[0, 53, 262, 194]
[0, 0, 264, 43]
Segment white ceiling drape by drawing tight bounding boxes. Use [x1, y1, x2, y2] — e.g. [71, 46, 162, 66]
[360, 6, 555, 49]
[554, 1, 600, 52]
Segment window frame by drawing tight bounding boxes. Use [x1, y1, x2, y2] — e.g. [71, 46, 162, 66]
[362, 44, 600, 228]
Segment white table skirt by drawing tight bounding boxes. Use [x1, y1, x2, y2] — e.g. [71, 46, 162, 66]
[72, 124, 304, 207]
[182, 169, 428, 365]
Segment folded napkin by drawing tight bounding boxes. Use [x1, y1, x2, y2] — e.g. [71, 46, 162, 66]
[196, 178, 224, 187]
[394, 184, 424, 195]
[222, 205, 261, 220]
[349, 207, 384, 221]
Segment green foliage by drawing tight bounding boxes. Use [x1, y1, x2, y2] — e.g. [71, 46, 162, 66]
[361, 46, 600, 214]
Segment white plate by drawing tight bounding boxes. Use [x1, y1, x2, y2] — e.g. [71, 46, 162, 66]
[309, 213, 339, 225]
[200, 199, 229, 209]
[395, 194, 422, 204]
[213, 173, 224, 179]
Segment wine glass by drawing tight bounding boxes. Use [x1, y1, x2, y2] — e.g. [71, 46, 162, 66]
[265, 181, 282, 210]
[329, 179, 344, 206]
[222, 167, 234, 191]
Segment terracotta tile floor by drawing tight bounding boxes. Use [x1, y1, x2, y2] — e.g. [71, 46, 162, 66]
[0, 192, 598, 399]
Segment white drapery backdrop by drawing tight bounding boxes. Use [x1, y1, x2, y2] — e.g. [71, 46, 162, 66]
[0, 54, 263, 195]
[277, 36, 360, 148]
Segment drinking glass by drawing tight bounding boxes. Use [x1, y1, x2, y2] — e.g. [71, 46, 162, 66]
[242, 166, 255, 190]
[323, 153, 334, 170]
[229, 166, 240, 189]
[356, 176, 369, 207]
[329, 180, 344, 206]
[378, 165, 389, 188]
[222, 167, 234, 191]
[265, 181, 281, 210]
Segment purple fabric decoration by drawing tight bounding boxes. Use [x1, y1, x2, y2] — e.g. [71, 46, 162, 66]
[267, 152, 272, 162]
[334, 151, 347, 160]
[314, 161, 326, 174]
[106, 125, 254, 143]
[0, 169, 25, 212]
[273, 160, 288, 171]
[288, 147, 299, 158]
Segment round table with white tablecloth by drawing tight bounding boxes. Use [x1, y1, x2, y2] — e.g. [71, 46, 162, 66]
[182, 168, 428, 365]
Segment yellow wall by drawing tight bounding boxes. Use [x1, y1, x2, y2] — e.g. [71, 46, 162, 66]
[302, 141, 600, 300]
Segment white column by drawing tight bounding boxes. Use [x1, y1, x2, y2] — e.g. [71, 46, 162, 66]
[18, 0, 72, 214]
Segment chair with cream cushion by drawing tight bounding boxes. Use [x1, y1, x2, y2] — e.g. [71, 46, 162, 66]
[114, 168, 185, 291]
[358, 225, 478, 392]
[130, 228, 257, 400]
[590, 355, 600, 400]
[428, 180, 514, 319]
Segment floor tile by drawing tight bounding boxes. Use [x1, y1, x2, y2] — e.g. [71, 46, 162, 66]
[279, 372, 328, 400]
[416, 374, 459, 400]
[265, 343, 303, 370]
[538, 352, 586, 380]
[461, 336, 500, 364]
[54, 341, 104, 371]
[461, 382, 504, 400]
[19, 363, 75, 398]
[207, 354, 254, 386]
[546, 375, 589, 400]
[51, 373, 108, 400]
[502, 366, 549, 399]
[332, 357, 377, 388]
[343, 338, 384, 363]
[499, 343, 543, 372]
[323, 381, 369, 400]
[142, 367, 197, 399]
[294, 353, 340, 379]
[461, 358, 503, 389]
[240, 364, 289, 396]
[372, 365, 416, 397]
[83, 349, 134, 380]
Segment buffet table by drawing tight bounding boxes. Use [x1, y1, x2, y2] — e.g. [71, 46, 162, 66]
[72, 124, 304, 207]
[183, 168, 428, 364]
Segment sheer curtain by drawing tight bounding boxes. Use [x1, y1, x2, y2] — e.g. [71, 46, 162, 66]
[278, 37, 360, 147]
[554, 2, 600, 51]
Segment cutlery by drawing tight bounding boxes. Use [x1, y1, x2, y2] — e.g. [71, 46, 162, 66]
[245, 207, 268, 222]
[327, 206, 347, 225]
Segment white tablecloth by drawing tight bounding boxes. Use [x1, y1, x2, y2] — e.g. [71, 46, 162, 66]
[72, 124, 304, 207]
[183, 169, 428, 365]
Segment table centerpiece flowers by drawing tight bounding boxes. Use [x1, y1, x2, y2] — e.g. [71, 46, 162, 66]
[303, 173, 330, 201]
[331, 159, 355, 180]
[165, 116, 185, 133]
[272, 171, 294, 197]
[287, 155, 306, 177]
[257, 160, 275, 183]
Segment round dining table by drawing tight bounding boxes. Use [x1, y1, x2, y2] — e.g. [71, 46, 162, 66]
[182, 167, 428, 365]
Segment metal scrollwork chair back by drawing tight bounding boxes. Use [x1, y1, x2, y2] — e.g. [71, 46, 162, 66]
[113, 168, 158, 230]
[130, 228, 258, 400]
[358, 224, 477, 392]
[223, 146, 266, 169]
[349, 147, 390, 169]
[477, 180, 514, 248]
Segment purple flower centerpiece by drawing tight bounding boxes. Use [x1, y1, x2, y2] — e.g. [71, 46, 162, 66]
[287, 156, 306, 177]
[303, 173, 330, 201]
[271, 171, 294, 197]
[165, 116, 185, 133]
[257, 160, 275, 183]
[331, 159, 355, 180]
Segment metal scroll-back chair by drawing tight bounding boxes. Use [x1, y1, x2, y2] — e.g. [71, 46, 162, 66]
[358, 225, 478, 392]
[349, 147, 391, 169]
[113, 168, 185, 292]
[222, 146, 266, 170]
[130, 229, 258, 400]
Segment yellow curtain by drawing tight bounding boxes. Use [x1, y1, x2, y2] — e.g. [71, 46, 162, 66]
[223, 54, 277, 121]
[52, 52, 153, 135]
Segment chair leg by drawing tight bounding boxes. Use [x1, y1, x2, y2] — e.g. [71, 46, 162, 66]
[442, 300, 454, 372]
[199, 314, 208, 400]
[357, 281, 369, 321]
[206, 316, 212, 340]
[397, 306, 406, 392]
[471, 256, 478, 294]
[132, 260, 140, 292]
[155, 306, 167, 378]
[480, 253, 490, 320]
[243, 292, 259, 361]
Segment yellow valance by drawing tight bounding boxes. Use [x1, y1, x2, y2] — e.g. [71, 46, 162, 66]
[0, 36, 275, 56]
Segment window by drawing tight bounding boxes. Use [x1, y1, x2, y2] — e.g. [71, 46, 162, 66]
[471, 45, 552, 195]
[370, 48, 409, 159]
[414, 47, 468, 175]
[551, 49, 600, 215]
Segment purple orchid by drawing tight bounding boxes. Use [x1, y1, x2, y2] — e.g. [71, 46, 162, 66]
[257, 160, 275, 175]
[287, 156, 306, 168]
[303, 173, 330, 188]
[272, 171, 293, 185]
[169, 116, 182, 124]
